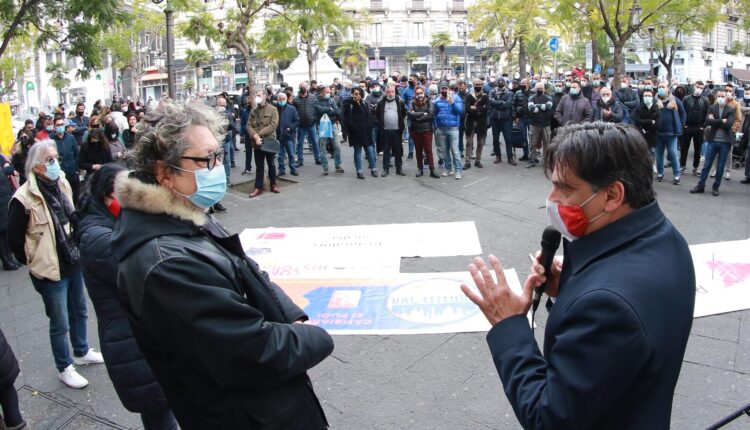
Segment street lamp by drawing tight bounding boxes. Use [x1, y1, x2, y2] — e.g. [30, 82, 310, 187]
[152, 0, 176, 99]
[456, 20, 469, 80]
[648, 25, 655, 79]
[374, 46, 381, 77]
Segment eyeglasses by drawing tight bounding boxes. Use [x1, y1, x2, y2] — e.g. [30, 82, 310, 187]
[43, 156, 62, 166]
[180, 149, 225, 170]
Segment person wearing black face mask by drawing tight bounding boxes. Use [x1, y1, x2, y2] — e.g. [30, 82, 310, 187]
[70, 102, 89, 146]
[489, 80, 515, 164]
[512, 78, 532, 161]
[463, 79, 489, 169]
[526, 82, 554, 167]
[292, 84, 322, 166]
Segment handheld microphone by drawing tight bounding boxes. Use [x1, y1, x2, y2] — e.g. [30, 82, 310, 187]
[532, 226, 562, 313]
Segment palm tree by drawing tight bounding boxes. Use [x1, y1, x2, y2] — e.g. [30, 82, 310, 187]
[184, 48, 212, 92]
[45, 62, 70, 104]
[334, 41, 368, 78]
[525, 34, 554, 75]
[404, 50, 418, 75]
[431, 32, 452, 80]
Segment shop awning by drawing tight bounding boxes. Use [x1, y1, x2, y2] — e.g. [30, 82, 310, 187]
[625, 64, 651, 72]
[234, 76, 248, 85]
[141, 73, 167, 82]
[729, 68, 750, 82]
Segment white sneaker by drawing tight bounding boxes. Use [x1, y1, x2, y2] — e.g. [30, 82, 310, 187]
[73, 348, 104, 365]
[652, 164, 657, 174]
[455, 172, 462, 179]
[725, 170, 731, 180]
[58, 364, 89, 388]
[441, 170, 454, 177]
[710, 169, 716, 178]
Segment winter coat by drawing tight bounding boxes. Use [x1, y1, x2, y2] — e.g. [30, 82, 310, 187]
[527, 93, 554, 126]
[111, 173, 334, 429]
[433, 94, 464, 128]
[341, 98, 373, 148]
[0, 154, 15, 231]
[247, 103, 279, 140]
[615, 87, 639, 114]
[364, 92, 384, 125]
[314, 96, 339, 122]
[656, 95, 686, 136]
[593, 99, 625, 123]
[554, 94, 593, 126]
[704, 104, 736, 142]
[276, 104, 300, 141]
[78, 143, 113, 177]
[682, 95, 709, 127]
[464, 91, 489, 123]
[633, 102, 662, 147]
[74, 197, 171, 414]
[0, 327, 19, 388]
[51, 132, 79, 179]
[488, 88, 514, 122]
[69, 114, 89, 145]
[292, 93, 319, 127]
[375, 97, 407, 133]
[513, 89, 532, 118]
[407, 99, 435, 133]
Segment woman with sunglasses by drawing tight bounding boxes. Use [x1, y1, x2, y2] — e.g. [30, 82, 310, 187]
[7, 140, 104, 389]
[111, 102, 333, 428]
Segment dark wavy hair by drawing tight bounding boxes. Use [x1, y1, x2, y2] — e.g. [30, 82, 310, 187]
[544, 122, 655, 209]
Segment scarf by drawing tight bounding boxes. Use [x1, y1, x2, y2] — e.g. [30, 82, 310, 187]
[37, 177, 79, 267]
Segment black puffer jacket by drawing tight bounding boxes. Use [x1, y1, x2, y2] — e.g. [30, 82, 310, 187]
[111, 173, 334, 429]
[0, 327, 19, 388]
[407, 99, 435, 133]
[74, 196, 171, 414]
[292, 93, 318, 127]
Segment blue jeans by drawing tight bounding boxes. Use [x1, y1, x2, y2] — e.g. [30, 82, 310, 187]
[404, 121, 415, 154]
[656, 135, 681, 177]
[435, 127, 462, 173]
[228, 131, 235, 163]
[296, 126, 321, 164]
[31, 271, 89, 372]
[277, 136, 297, 174]
[698, 141, 731, 190]
[354, 145, 377, 172]
[320, 133, 342, 169]
[491, 120, 513, 160]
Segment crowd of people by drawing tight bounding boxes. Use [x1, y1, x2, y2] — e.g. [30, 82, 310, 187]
[228, 71, 750, 198]
[0, 67, 747, 428]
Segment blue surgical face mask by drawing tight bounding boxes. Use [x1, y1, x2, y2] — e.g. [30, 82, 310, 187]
[657, 88, 667, 98]
[171, 165, 227, 210]
[643, 96, 653, 106]
[46, 125, 53, 132]
[278, 101, 287, 107]
[569, 88, 580, 96]
[43, 159, 61, 181]
[55, 125, 65, 135]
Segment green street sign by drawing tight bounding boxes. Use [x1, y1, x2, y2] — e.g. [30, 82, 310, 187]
[25, 82, 35, 90]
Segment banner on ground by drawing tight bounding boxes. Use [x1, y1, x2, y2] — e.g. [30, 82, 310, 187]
[276, 270, 524, 335]
[691, 239, 750, 318]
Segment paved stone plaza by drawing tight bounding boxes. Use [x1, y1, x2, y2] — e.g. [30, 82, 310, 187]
[1, 141, 749, 429]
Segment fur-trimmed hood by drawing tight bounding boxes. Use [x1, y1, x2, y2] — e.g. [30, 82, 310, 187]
[114, 171, 207, 227]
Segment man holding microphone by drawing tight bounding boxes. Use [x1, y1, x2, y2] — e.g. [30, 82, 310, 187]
[461, 122, 695, 429]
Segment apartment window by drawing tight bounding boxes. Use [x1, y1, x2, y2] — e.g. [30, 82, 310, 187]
[704, 30, 713, 47]
[728, 28, 734, 45]
[371, 0, 383, 10]
[414, 22, 425, 41]
[453, 0, 465, 10]
[202, 66, 212, 78]
[46, 52, 54, 65]
[705, 59, 712, 67]
[412, 0, 425, 10]
[56, 51, 63, 64]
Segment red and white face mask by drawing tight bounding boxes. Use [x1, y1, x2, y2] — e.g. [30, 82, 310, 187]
[546, 192, 606, 241]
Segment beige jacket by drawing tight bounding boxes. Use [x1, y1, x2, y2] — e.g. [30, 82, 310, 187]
[11, 172, 73, 281]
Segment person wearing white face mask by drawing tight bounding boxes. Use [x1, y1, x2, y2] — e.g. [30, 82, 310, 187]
[654, 82, 686, 184]
[593, 87, 624, 123]
[691, 90, 736, 196]
[8, 140, 104, 390]
[460, 122, 694, 430]
[633, 88, 662, 152]
[615, 76, 639, 124]
[110, 102, 334, 428]
[247, 90, 280, 197]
